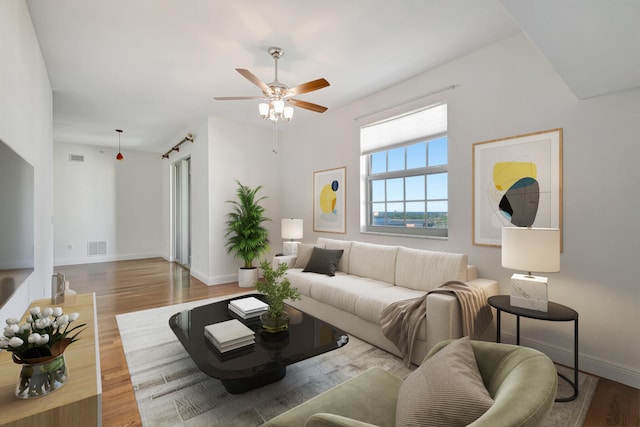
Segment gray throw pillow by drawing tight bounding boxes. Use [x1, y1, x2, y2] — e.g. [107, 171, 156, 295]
[395, 336, 494, 427]
[302, 247, 344, 276]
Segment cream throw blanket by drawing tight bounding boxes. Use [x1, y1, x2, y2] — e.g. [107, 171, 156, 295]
[380, 280, 493, 366]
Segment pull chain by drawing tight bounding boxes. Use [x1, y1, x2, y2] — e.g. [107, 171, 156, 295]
[272, 120, 278, 154]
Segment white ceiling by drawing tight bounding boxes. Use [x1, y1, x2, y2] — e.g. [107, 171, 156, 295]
[25, 0, 639, 153]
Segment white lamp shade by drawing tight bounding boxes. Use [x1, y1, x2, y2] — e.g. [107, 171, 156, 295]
[283, 105, 294, 120]
[273, 99, 285, 114]
[258, 103, 270, 117]
[502, 227, 560, 273]
[281, 218, 303, 240]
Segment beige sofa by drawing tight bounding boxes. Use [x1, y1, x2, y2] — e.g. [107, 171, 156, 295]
[274, 238, 498, 365]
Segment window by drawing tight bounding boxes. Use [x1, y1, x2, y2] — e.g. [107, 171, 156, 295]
[361, 104, 448, 237]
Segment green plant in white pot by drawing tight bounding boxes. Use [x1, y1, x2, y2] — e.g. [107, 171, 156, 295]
[256, 260, 301, 333]
[224, 181, 271, 287]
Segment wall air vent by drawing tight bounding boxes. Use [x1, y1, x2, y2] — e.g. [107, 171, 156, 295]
[87, 241, 107, 256]
[69, 153, 85, 162]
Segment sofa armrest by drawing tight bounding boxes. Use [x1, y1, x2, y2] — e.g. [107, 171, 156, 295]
[425, 278, 499, 353]
[272, 255, 297, 270]
[306, 413, 381, 427]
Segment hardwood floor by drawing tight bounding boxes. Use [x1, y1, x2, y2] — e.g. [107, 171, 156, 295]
[57, 258, 243, 427]
[57, 258, 639, 427]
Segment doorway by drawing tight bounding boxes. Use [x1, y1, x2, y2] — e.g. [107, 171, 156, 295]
[173, 157, 191, 268]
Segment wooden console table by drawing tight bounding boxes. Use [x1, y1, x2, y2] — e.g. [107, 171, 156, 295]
[0, 293, 102, 427]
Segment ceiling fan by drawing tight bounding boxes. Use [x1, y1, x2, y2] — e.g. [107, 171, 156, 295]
[214, 47, 330, 122]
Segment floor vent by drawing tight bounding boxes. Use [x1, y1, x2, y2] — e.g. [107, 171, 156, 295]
[69, 153, 85, 162]
[87, 241, 107, 256]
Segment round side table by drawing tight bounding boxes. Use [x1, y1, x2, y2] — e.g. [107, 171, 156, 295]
[488, 295, 579, 402]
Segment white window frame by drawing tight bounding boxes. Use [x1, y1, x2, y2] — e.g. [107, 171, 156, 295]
[360, 103, 448, 238]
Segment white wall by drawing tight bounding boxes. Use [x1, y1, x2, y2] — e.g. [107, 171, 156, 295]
[53, 142, 163, 265]
[206, 117, 280, 284]
[159, 117, 280, 286]
[0, 0, 53, 320]
[278, 33, 640, 387]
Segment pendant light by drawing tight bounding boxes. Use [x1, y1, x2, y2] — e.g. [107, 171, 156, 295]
[115, 129, 124, 161]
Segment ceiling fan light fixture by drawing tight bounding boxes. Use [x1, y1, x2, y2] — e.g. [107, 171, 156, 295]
[273, 99, 284, 115]
[259, 102, 270, 118]
[283, 105, 294, 121]
[214, 46, 330, 124]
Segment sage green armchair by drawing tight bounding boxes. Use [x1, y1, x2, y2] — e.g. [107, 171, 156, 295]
[265, 340, 558, 427]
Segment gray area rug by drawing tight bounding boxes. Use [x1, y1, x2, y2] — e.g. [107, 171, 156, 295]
[117, 294, 598, 426]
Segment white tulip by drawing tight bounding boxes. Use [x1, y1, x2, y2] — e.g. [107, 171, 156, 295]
[35, 318, 51, 329]
[29, 307, 41, 316]
[19, 323, 31, 334]
[43, 307, 53, 317]
[3, 324, 18, 337]
[28, 333, 41, 344]
[55, 314, 70, 327]
[0, 337, 8, 349]
[8, 337, 23, 347]
[52, 307, 63, 317]
[68, 312, 80, 322]
[26, 315, 33, 323]
[6, 317, 19, 325]
[37, 334, 49, 345]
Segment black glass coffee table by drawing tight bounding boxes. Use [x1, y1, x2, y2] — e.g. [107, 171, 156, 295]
[169, 293, 349, 394]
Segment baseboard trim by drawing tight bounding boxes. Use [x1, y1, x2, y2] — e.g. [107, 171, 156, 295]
[205, 274, 238, 286]
[54, 253, 164, 266]
[500, 332, 639, 388]
[186, 268, 237, 286]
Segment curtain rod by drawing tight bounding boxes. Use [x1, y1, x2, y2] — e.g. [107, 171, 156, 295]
[162, 133, 194, 159]
[354, 84, 458, 122]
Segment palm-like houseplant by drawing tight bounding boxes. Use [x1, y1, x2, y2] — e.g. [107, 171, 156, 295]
[224, 181, 270, 287]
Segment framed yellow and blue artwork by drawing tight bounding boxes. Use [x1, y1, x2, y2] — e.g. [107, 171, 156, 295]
[472, 128, 562, 248]
[313, 166, 346, 234]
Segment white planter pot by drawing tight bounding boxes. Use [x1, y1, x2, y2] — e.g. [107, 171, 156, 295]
[238, 267, 258, 288]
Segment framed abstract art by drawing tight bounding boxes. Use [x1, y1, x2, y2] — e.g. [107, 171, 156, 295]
[472, 128, 562, 248]
[313, 167, 346, 234]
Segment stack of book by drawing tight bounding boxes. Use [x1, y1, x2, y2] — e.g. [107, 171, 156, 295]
[204, 319, 255, 353]
[228, 296, 269, 320]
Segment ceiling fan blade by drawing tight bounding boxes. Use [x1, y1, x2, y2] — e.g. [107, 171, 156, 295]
[214, 96, 262, 100]
[288, 98, 328, 113]
[236, 68, 271, 94]
[288, 78, 330, 96]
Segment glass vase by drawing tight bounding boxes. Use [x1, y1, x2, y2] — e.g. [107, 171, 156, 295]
[260, 311, 290, 333]
[15, 353, 68, 399]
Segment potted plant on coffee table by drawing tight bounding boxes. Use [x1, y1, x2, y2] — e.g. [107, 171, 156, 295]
[255, 259, 301, 333]
[224, 181, 271, 287]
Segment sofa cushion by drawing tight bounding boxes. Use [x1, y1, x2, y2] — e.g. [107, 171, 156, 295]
[294, 243, 325, 268]
[285, 269, 316, 297]
[317, 237, 352, 273]
[303, 247, 344, 276]
[395, 336, 494, 427]
[349, 242, 399, 284]
[354, 286, 425, 324]
[395, 247, 468, 292]
[310, 274, 393, 315]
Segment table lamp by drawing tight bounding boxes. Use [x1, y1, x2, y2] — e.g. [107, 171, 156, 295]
[501, 227, 560, 312]
[281, 218, 303, 256]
